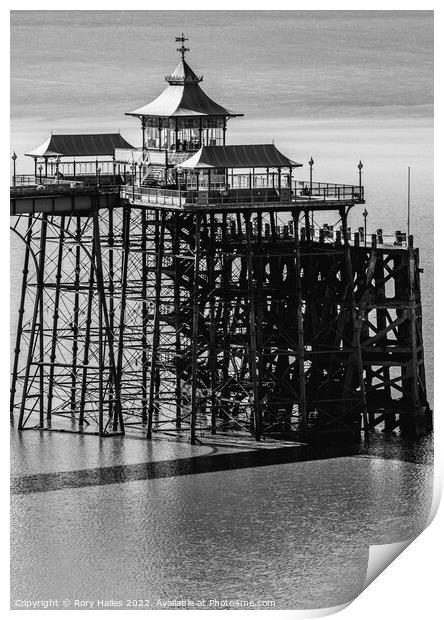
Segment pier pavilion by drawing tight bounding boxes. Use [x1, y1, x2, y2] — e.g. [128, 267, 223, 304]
[10, 36, 432, 443]
[23, 132, 135, 186]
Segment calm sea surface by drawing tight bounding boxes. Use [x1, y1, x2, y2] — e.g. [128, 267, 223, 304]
[10, 10, 434, 610]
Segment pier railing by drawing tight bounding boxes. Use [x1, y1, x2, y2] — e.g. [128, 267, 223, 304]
[120, 180, 364, 208]
[294, 181, 364, 202]
[12, 175, 84, 189]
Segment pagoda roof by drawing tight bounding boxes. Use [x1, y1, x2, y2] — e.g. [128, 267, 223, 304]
[25, 133, 135, 158]
[126, 59, 242, 119]
[177, 144, 302, 170]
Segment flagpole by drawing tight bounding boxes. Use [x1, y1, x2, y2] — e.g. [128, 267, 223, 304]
[407, 166, 411, 239]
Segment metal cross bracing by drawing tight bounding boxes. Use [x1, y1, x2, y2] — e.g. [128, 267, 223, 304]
[10, 198, 432, 441]
[10, 206, 127, 435]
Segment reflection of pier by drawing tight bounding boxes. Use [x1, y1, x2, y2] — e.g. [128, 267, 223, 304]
[10, 37, 431, 443]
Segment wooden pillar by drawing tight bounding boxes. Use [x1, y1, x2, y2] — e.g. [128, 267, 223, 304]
[292, 209, 307, 433]
[408, 243, 420, 410]
[340, 207, 369, 436]
[245, 212, 261, 440]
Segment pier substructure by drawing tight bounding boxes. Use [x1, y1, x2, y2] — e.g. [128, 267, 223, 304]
[10, 190, 431, 440]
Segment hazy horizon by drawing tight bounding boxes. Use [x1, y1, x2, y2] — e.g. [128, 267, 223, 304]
[9, 11, 434, 245]
[11, 11, 433, 157]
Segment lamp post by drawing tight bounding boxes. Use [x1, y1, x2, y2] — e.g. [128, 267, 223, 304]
[38, 165, 43, 183]
[56, 155, 61, 179]
[358, 160, 363, 197]
[309, 157, 314, 195]
[131, 162, 137, 200]
[309, 157, 314, 233]
[97, 167, 101, 187]
[363, 208, 368, 247]
[12, 152, 17, 187]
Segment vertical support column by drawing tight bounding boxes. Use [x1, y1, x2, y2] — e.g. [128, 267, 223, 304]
[340, 207, 369, 436]
[208, 213, 218, 434]
[114, 204, 131, 431]
[19, 214, 48, 429]
[10, 214, 33, 420]
[141, 118, 146, 152]
[147, 211, 166, 438]
[190, 213, 202, 445]
[98, 267, 104, 435]
[292, 210, 308, 434]
[373, 247, 392, 430]
[255, 212, 265, 420]
[38, 216, 48, 428]
[79, 240, 95, 427]
[47, 215, 66, 421]
[70, 216, 81, 414]
[141, 208, 149, 425]
[172, 213, 182, 428]
[408, 238, 420, 413]
[92, 203, 125, 435]
[245, 212, 261, 441]
[304, 210, 311, 242]
[220, 213, 231, 423]
[107, 206, 115, 422]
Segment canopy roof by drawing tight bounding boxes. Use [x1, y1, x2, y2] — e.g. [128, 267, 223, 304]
[177, 144, 302, 170]
[25, 133, 135, 158]
[126, 59, 242, 119]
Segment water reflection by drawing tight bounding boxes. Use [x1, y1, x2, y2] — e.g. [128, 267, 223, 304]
[11, 430, 433, 610]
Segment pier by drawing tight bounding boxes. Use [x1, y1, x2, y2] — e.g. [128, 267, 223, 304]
[10, 37, 432, 443]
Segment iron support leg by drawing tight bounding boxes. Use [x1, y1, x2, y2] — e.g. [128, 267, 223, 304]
[190, 214, 202, 445]
[147, 211, 166, 438]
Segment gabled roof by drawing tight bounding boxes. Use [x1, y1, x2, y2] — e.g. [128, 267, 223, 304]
[177, 144, 302, 170]
[126, 59, 242, 119]
[25, 133, 135, 158]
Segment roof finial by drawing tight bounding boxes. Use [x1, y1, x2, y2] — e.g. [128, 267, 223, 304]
[176, 33, 189, 61]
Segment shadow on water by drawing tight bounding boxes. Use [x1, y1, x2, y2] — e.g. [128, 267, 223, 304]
[11, 431, 433, 495]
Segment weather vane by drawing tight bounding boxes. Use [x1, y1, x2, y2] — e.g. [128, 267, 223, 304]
[176, 33, 190, 61]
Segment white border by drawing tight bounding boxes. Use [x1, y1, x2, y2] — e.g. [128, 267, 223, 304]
[3, 3, 441, 618]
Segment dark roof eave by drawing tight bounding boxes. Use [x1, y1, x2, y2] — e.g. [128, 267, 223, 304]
[125, 111, 244, 118]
